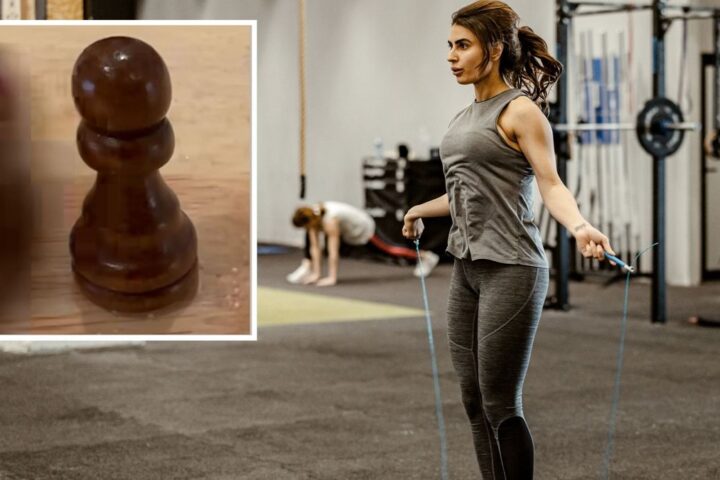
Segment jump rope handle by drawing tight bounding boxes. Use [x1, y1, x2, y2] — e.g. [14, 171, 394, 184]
[604, 252, 635, 274]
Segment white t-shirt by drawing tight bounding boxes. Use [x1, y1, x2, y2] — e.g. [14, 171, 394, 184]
[321, 201, 376, 245]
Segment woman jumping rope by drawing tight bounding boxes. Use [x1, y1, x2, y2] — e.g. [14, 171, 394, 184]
[402, 2, 615, 478]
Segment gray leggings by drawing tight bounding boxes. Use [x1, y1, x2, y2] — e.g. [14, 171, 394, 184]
[447, 258, 549, 479]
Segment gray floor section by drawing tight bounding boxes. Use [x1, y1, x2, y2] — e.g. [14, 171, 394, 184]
[0, 250, 718, 479]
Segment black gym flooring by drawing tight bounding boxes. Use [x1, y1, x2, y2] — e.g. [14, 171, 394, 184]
[0, 249, 718, 479]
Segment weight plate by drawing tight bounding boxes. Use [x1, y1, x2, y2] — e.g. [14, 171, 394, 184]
[636, 97, 685, 157]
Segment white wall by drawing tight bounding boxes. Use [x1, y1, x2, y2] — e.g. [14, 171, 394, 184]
[287, 0, 553, 248]
[686, 0, 714, 284]
[138, 0, 712, 286]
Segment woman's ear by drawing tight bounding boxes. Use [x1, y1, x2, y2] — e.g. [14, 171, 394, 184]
[491, 42, 504, 62]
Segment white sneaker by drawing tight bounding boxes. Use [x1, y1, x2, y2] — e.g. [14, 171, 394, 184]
[286, 261, 311, 284]
[414, 251, 439, 278]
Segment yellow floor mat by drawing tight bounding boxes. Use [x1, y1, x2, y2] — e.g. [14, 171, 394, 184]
[258, 287, 425, 326]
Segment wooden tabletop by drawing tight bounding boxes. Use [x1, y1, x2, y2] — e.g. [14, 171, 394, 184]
[0, 25, 252, 335]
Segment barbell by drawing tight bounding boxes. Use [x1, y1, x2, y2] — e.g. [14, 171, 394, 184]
[552, 97, 700, 157]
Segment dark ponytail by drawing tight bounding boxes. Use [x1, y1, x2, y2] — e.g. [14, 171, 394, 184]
[512, 26, 563, 110]
[452, 1, 563, 112]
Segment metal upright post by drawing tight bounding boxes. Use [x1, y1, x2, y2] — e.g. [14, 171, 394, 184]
[652, 0, 667, 323]
[714, 11, 720, 133]
[701, 53, 708, 282]
[553, 0, 572, 311]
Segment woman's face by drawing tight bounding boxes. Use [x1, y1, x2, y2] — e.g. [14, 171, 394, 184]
[447, 24, 495, 85]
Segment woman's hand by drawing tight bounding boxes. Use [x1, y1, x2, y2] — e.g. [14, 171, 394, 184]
[573, 222, 615, 263]
[402, 212, 425, 240]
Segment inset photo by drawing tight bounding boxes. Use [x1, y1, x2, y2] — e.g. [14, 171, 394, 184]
[0, 23, 254, 336]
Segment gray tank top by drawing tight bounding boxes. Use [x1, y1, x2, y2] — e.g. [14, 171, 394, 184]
[439, 88, 547, 268]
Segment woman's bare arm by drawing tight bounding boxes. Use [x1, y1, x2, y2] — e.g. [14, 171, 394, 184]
[402, 194, 450, 240]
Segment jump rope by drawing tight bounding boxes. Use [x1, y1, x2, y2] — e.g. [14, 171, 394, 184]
[414, 239, 449, 480]
[413, 238, 658, 480]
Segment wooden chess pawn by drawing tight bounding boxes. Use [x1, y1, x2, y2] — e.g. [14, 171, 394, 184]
[69, 36, 198, 313]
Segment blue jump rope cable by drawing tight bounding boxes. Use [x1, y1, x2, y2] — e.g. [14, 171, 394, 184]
[600, 242, 658, 480]
[414, 239, 449, 480]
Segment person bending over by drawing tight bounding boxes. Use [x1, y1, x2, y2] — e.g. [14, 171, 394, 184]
[288, 201, 440, 286]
